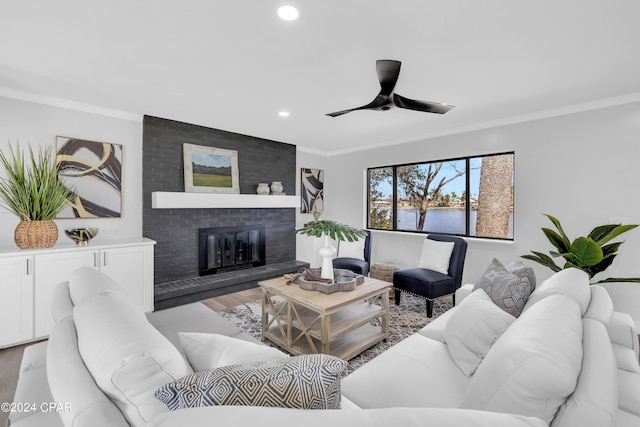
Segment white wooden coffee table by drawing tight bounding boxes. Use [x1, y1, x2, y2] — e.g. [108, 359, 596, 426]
[259, 276, 390, 360]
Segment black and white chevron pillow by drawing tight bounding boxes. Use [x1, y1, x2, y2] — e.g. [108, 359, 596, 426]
[155, 354, 347, 410]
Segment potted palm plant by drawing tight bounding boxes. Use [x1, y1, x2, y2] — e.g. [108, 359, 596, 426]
[296, 219, 366, 279]
[522, 214, 640, 283]
[0, 142, 73, 249]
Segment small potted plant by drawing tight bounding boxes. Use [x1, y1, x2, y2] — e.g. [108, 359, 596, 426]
[296, 218, 366, 279]
[0, 142, 74, 249]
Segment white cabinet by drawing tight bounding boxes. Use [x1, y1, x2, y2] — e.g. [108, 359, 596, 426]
[0, 256, 34, 347]
[0, 237, 155, 348]
[98, 245, 154, 313]
[34, 250, 97, 338]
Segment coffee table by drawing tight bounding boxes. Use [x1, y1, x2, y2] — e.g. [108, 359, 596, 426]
[259, 276, 390, 361]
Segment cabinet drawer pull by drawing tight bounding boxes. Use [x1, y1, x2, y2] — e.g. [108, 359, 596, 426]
[93, 252, 98, 268]
[26, 258, 31, 275]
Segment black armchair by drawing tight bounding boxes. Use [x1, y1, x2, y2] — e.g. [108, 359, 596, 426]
[393, 234, 467, 317]
[332, 230, 371, 276]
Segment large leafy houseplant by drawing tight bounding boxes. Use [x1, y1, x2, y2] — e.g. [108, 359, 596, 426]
[296, 220, 366, 279]
[522, 214, 640, 284]
[0, 142, 73, 248]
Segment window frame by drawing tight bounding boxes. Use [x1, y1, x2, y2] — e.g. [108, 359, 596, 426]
[366, 151, 514, 241]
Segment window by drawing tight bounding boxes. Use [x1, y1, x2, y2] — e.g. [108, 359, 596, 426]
[367, 152, 514, 240]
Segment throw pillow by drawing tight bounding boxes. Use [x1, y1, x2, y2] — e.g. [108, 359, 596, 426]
[417, 238, 455, 274]
[445, 289, 515, 377]
[473, 258, 532, 317]
[178, 332, 288, 371]
[504, 260, 536, 292]
[74, 291, 193, 427]
[338, 238, 366, 260]
[155, 354, 347, 410]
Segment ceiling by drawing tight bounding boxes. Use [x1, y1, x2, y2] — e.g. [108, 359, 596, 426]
[2, 1, 640, 155]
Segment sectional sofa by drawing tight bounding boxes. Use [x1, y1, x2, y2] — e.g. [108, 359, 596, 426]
[8, 267, 640, 426]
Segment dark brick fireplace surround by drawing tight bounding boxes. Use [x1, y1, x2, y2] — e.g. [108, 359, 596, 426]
[142, 116, 307, 309]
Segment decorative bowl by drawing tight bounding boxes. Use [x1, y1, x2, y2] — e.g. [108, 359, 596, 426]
[65, 228, 98, 245]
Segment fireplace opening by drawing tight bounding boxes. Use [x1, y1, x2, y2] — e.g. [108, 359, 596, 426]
[198, 225, 266, 275]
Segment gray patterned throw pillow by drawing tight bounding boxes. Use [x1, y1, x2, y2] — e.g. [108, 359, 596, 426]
[155, 354, 347, 410]
[473, 258, 533, 317]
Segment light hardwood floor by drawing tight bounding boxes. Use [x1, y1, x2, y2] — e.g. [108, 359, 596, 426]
[0, 288, 263, 425]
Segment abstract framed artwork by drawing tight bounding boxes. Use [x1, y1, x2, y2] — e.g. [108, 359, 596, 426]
[183, 143, 239, 194]
[301, 168, 324, 213]
[55, 136, 122, 218]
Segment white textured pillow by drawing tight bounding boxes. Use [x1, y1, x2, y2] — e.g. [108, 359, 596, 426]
[74, 292, 192, 427]
[418, 238, 455, 274]
[68, 267, 127, 306]
[461, 294, 583, 424]
[338, 238, 366, 260]
[179, 332, 288, 371]
[523, 268, 590, 315]
[445, 289, 515, 377]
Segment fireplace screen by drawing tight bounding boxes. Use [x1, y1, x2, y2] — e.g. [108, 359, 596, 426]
[199, 226, 265, 275]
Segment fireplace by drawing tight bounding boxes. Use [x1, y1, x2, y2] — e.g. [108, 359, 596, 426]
[198, 225, 266, 275]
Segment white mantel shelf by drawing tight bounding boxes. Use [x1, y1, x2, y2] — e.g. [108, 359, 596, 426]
[151, 191, 300, 209]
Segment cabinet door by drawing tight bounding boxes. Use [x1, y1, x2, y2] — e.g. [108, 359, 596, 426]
[34, 250, 98, 338]
[0, 256, 34, 347]
[100, 245, 154, 312]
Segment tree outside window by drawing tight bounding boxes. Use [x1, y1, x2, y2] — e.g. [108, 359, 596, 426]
[367, 152, 514, 240]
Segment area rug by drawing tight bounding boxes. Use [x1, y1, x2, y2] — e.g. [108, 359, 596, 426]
[219, 294, 452, 375]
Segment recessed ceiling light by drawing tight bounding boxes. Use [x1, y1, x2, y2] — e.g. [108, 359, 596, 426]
[278, 111, 290, 117]
[277, 5, 299, 21]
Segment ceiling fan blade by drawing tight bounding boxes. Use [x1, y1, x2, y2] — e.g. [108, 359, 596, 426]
[376, 60, 401, 96]
[326, 93, 392, 117]
[393, 93, 454, 114]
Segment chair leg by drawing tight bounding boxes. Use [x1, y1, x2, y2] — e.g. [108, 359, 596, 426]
[426, 299, 433, 318]
[394, 289, 401, 305]
[453, 292, 456, 306]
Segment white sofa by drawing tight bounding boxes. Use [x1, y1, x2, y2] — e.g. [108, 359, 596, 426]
[8, 267, 638, 426]
[342, 268, 640, 426]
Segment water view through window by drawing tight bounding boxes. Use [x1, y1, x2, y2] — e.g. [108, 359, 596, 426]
[368, 152, 514, 240]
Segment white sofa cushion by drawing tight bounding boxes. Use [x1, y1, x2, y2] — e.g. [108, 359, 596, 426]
[74, 291, 193, 427]
[178, 332, 287, 371]
[445, 289, 515, 377]
[68, 267, 127, 306]
[47, 317, 129, 427]
[145, 406, 549, 427]
[338, 238, 365, 260]
[51, 281, 74, 324]
[618, 369, 640, 417]
[523, 268, 590, 315]
[583, 285, 614, 325]
[341, 334, 469, 409]
[155, 354, 346, 410]
[550, 319, 618, 427]
[418, 238, 454, 274]
[461, 294, 583, 424]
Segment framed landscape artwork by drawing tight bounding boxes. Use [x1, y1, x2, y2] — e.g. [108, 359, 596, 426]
[183, 143, 239, 193]
[301, 168, 324, 213]
[56, 136, 123, 218]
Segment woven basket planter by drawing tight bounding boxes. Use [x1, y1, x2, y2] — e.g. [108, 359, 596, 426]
[14, 219, 59, 249]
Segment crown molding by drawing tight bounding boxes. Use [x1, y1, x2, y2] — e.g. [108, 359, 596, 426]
[326, 92, 640, 156]
[0, 87, 143, 122]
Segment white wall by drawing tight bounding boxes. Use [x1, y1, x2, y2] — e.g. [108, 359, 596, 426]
[0, 96, 143, 249]
[323, 101, 640, 285]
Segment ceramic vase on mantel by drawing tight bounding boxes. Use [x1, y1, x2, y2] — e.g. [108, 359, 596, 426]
[270, 181, 283, 194]
[256, 183, 270, 195]
[319, 235, 337, 280]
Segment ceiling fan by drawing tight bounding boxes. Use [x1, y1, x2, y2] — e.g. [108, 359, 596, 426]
[326, 59, 454, 117]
